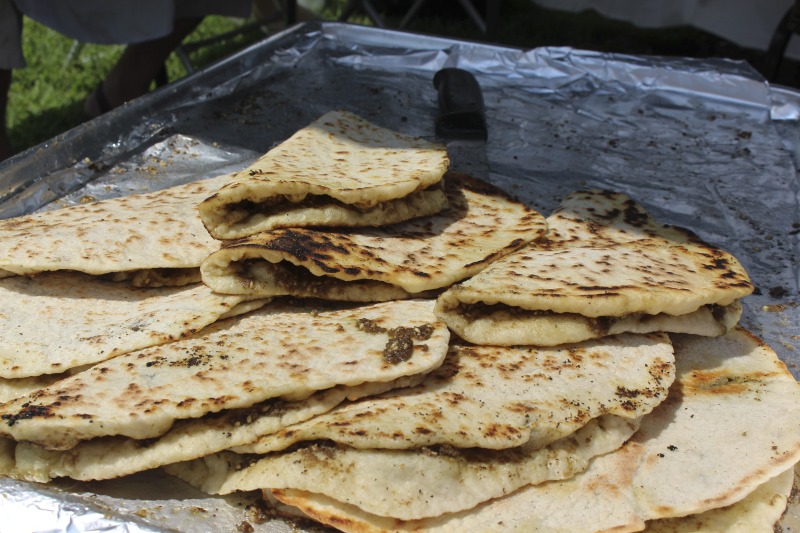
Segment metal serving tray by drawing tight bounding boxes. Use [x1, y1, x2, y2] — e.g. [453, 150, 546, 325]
[0, 21, 798, 532]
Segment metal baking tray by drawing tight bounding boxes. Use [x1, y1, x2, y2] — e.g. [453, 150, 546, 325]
[0, 21, 798, 532]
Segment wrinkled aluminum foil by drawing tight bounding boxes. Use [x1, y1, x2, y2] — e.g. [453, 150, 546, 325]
[0, 21, 798, 532]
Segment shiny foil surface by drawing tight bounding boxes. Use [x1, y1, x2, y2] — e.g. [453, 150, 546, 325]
[0, 22, 798, 532]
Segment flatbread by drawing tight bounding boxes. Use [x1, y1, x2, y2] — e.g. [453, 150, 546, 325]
[198, 110, 450, 240]
[260, 327, 800, 531]
[201, 173, 547, 300]
[0, 375, 65, 404]
[0, 175, 229, 284]
[435, 189, 752, 345]
[645, 467, 795, 533]
[266, 466, 795, 533]
[234, 332, 674, 453]
[543, 188, 696, 247]
[0, 299, 449, 450]
[0, 372, 430, 482]
[166, 414, 640, 521]
[0, 272, 266, 379]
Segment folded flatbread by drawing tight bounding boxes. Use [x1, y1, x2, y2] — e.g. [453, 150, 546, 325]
[645, 467, 794, 533]
[0, 272, 266, 379]
[0, 299, 450, 450]
[0, 375, 65, 404]
[267, 467, 795, 533]
[167, 414, 641, 521]
[234, 332, 674, 453]
[198, 110, 450, 240]
[0, 370, 429, 482]
[263, 327, 800, 531]
[0, 175, 229, 285]
[435, 189, 753, 346]
[201, 173, 547, 301]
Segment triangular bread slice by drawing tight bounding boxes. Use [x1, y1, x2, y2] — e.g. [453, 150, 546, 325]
[0, 175, 231, 285]
[234, 332, 674, 454]
[260, 327, 800, 531]
[435, 189, 752, 346]
[0, 272, 266, 379]
[198, 110, 450, 240]
[0, 299, 449, 451]
[201, 173, 547, 300]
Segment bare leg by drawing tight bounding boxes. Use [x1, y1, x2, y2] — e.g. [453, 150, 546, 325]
[84, 17, 202, 117]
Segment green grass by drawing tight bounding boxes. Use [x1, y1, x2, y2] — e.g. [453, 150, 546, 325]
[6, 0, 784, 157]
[7, 15, 259, 155]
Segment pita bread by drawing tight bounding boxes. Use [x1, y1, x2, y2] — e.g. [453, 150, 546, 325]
[645, 467, 795, 533]
[0, 375, 65, 404]
[266, 466, 795, 533]
[261, 327, 800, 531]
[0, 299, 449, 450]
[0, 272, 266, 379]
[435, 189, 752, 345]
[0, 175, 229, 284]
[0, 372, 430, 483]
[235, 332, 674, 454]
[201, 173, 547, 300]
[198, 110, 450, 240]
[543, 189, 696, 246]
[166, 414, 640, 521]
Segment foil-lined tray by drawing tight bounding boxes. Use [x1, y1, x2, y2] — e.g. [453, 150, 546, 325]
[0, 21, 798, 532]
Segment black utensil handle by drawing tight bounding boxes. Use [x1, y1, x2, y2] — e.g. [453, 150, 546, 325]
[433, 68, 488, 141]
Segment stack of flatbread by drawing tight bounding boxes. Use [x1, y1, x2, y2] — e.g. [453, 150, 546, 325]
[0, 174, 274, 403]
[0, 299, 452, 482]
[0, 108, 797, 533]
[0, 110, 545, 481]
[435, 189, 753, 346]
[159, 189, 799, 532]
[196, 111, 547, 301]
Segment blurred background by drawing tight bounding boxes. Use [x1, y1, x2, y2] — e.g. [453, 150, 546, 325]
[6, 0, 800, 159]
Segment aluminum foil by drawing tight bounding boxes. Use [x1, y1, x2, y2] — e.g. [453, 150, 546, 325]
[0, 21, 798, 531]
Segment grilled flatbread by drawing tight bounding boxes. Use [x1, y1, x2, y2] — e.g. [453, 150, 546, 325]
[0, 272, 266, 379]
[645, 467, 795, 533]
[0, 375, 65, 404]
[167, 414, 641, 521]
[0, 372, 429, 482]
[0, 299, 449, 450]
[234, 332, 674, 453]
[261, 327, 800, 531]
[198, 110, 450, 240]
[0, 175, 229, 285]
[201, 173, 546, 300]
[266, 467, 795, 533]
[435, 189, 752, 346]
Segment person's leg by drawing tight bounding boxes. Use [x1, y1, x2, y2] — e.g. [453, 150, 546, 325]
[83, 16, 202, 118]
[0, 0, 24, 162]
[0, 68, 12, 161]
